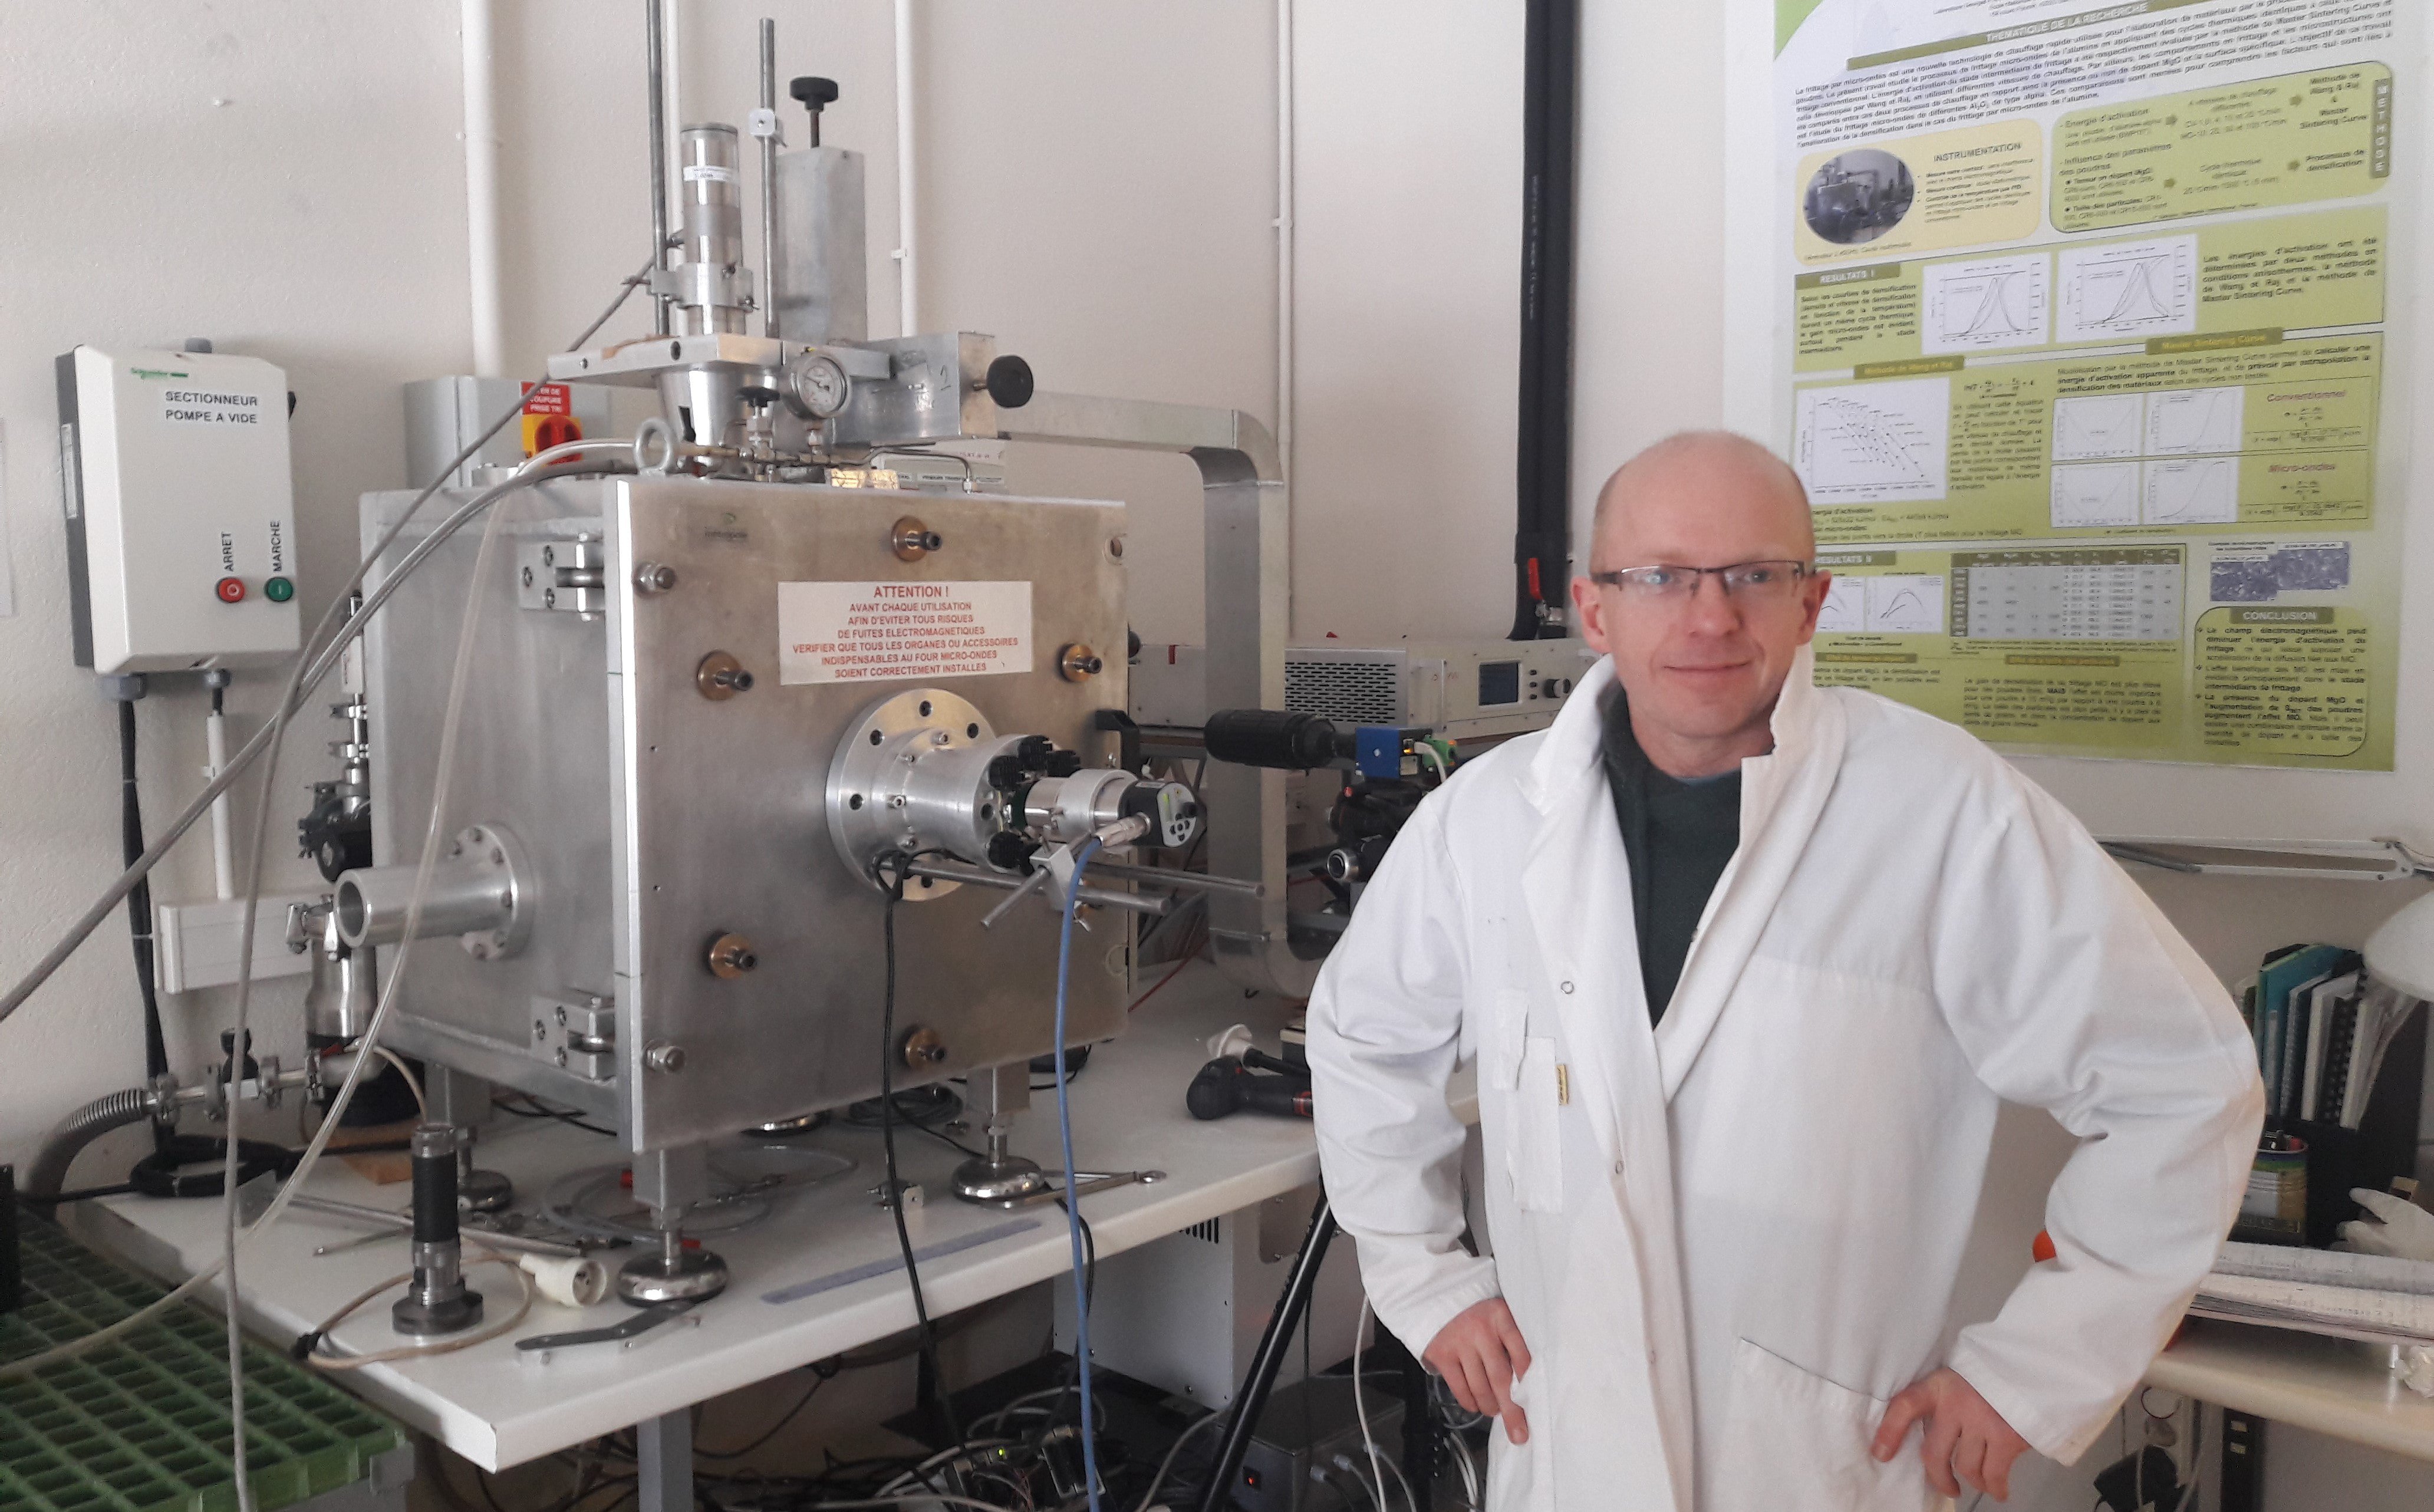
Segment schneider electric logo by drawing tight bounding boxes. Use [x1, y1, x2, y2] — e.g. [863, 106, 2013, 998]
[130, 367, 191, 380]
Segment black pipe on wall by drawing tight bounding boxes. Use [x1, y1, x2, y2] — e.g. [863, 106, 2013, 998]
[1510, 0, 1580, 640]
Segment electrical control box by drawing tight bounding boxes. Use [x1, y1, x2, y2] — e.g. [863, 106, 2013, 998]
[403, 376, 615, 489]
[56, 345, 302, 674]
[1132, 637, 1590, 740]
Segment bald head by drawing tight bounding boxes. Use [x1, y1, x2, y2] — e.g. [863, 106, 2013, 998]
[1571, 430, 1830, 777]
[1590, 431, 1813, 574]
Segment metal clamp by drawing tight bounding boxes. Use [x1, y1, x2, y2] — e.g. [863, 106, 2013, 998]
[516, 1298, 699, 1358]
[962, 1168, 1165, 1211]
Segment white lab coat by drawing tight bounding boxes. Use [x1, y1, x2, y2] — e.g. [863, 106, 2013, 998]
[1307, 651, 2264, 1512]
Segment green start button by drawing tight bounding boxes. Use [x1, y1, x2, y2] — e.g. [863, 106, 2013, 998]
[264, 576, 295, 602]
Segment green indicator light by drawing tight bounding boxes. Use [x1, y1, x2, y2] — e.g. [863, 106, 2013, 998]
[264, 576, 295, 602]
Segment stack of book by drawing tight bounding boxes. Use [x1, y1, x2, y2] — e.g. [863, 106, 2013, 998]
[2192, 1242, 2434, 1397]
[2237, 944, 2420, 1129]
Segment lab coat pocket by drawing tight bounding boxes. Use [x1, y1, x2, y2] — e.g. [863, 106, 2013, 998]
[1506, 1037, 1566, 1213]
[1717, 1339, 1942, 1512]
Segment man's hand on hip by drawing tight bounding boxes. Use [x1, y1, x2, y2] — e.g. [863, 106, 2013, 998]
[1424, 1299, 1533, 1445]
[1871, 1367, 2030, 1500]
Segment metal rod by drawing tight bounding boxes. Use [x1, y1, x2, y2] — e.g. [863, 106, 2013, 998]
[275, 1191, 585, 1258]
[644, 0, 672, 335]
[757, 17, 779, 340]
[891, 0, 918, 336]
[1195, 1197, 1338, 1512]
[905, 861, 1172, 918]
[636, 1408, 693, 1512]
[1079, 858, 1266, 899]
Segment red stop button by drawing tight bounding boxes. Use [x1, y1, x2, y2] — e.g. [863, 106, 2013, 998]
[216, 577, 246, 604]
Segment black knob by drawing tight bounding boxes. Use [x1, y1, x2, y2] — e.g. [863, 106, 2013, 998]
[789, 76, 839, 144]
[985, 354, 1034, 410]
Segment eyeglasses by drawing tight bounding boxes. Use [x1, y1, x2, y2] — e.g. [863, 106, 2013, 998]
[1587, 560, 1814, 602]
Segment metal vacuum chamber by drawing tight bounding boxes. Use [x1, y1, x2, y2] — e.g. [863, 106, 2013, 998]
[354, 476, 1137, 1153]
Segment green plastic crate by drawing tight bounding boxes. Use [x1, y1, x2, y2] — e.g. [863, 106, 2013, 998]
[0, 1214, 406, 1512]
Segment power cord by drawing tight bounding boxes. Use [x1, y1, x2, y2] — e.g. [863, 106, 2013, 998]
[0, 260, 650, 1512]
[1055, 833, 1111, 1512]
[872, 851, 964, 1447]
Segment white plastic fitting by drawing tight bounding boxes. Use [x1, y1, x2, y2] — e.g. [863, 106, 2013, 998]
[519, 1253, 611, 1308]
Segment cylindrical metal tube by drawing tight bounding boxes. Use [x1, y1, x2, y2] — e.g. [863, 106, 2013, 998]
[758, 18, 779, 340]
[771, 147, 869, 345]
[333, 859, 515, 949]
[305, 935, 377, 1040]
[675, 124, 747, 335]
[645, 0, 672, 335]
[655, 365, 751, 452]
[1024, 768, 1137, 844]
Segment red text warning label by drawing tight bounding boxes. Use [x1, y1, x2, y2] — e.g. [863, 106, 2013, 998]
[778, 579, 1033, 684]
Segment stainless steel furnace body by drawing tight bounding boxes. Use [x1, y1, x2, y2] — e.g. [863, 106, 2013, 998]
[355, 478, 1134, 1151]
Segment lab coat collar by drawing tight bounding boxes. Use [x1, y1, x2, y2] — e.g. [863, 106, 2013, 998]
[1517, 644, 1846, 1102]
[1523, 643, 1830, 815]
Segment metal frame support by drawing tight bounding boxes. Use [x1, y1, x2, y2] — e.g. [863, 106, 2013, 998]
[635, 1409, 692, 1512]
[1002, 393, 1319, 998]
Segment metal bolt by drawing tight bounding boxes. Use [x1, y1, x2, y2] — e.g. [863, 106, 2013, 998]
[707, 933, 758, 979]
[521, 565, 534, 588]
[535, 1019, 547, 1039]
[544, 589, 557, 608]
[634, 562, 679, 595]
[644, 1041, 687, 1074]
[543, 546, 556, 566]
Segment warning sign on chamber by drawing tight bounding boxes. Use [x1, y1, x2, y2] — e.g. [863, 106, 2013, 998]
[778, 579, 1034, 685]
[1795, 375, 1949, 503]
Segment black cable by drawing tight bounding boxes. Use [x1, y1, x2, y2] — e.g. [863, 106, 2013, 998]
[17, 1182, 137, 1205]
[912, 1121, 985, 1161]
[874, 853, 963, 1446]
[495, 1094, 618, 1137]
[696, 1368, 832, 1461]
[117, 697, 170, 1145]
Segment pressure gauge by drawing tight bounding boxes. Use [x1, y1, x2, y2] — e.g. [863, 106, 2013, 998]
[788, 351, 851, 419]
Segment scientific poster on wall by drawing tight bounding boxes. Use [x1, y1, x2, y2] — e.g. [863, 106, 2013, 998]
[1764, 0, 2416, 769]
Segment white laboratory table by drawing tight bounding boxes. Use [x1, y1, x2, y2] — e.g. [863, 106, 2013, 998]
[2148, 1318, 2434, 1463]
[68, 965, 1466, 1477]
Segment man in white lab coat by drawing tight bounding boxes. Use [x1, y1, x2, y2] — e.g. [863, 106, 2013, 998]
[1307, 432, 2264, 1510]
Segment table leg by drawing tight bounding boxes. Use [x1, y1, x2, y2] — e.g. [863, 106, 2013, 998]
[635, 1408, 693, 1512]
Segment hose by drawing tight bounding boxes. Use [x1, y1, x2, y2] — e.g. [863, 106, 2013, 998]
[25, 1088, 151, 1198]
[1055, 834, 1109, 1512]
[117, 699, 170, 1093]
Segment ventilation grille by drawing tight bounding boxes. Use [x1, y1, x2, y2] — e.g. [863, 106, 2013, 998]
[1183, 1217, 1223, 1245]
[1284, 658, 1401, 726]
